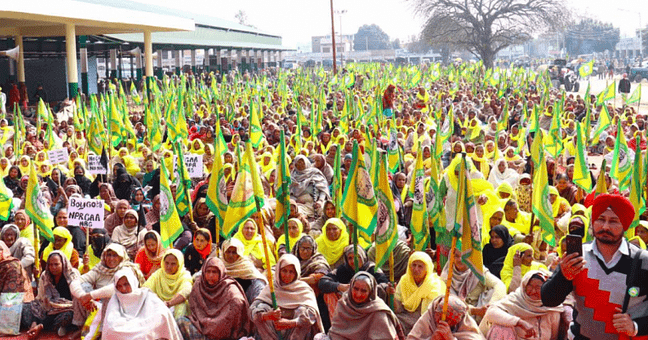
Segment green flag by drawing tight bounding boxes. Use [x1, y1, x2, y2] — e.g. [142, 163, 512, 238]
[531, 131, 556, 247]
[596, 82, 615, 106]
[627, 85, 641, 104]
[373, 151, 399, 268]
[573, 124, 592, 191]
[579, 60, 594, 78]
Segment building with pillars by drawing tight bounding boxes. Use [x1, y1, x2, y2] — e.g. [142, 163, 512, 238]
[0, 0, 289, 102]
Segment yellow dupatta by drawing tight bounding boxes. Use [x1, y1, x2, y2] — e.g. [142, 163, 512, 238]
[396, 251, 446, 314]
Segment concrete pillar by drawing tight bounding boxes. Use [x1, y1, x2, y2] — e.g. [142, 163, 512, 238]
[135, 48, 142, 81]
[248, 49, 255, 72]
[235, 50, 241, 71]
[144, 30, 154, 95]
[156, 49, 163, 79]
[204, 48, 210, 73]
[215, 49, 221, 73]
[175, 50, 181, 75]
[109, 49, 117, 79]
[15, 35, 25, 85]
[191, 49, 196, 74]
[80, 45, 89, 96]
[65, 23, 79, 98]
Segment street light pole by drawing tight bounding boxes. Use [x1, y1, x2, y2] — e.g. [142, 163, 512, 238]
[330, 0, 337, 74]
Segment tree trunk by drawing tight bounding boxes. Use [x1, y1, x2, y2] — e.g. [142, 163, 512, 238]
[482, 51, 495, 70]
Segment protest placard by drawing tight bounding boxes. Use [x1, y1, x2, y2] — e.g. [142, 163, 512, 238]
[47, 148, 69, 164]
[173, 154, 203, 178]
[67, 197, 105, 229]
[87, 155, 108, 175]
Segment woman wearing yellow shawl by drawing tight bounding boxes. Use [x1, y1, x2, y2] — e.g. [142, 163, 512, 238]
[276, 218, 304, 257]
[233, 219, 276, 271]
[117, 147, 141, 176]
[466, 119, 484, 143]
[35, 151, 48, 168]
[188, 139, 205, 155]
[549, 186, 571, 238]
[42, 227, 79, 269]
[259, 152, 276, 175]
[484, 140, 500, 160]
[144, 249, 193, 318]
[629, 236, 647, 250]
[315, 218, 350, 267]
[470, 145, 491, 178]
[394, 251, 446, 335]
[496, 182, 516, 202]
[0, 157, 10, 178]
[500, 243, 547, 293]
[18, 155, 31, 176]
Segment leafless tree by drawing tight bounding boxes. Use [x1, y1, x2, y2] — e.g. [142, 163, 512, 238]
[408, 0, 571, 68]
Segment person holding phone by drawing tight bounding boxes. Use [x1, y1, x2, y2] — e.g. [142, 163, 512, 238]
[541, 194, 648, 339]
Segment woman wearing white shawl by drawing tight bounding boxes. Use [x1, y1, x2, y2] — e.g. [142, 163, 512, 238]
[102, 268, 182, 340]
[251, 254, 324, 340]
[488, 159, 519, 190]
[482, 270, 563, 340]
[289, 155, 331, 218]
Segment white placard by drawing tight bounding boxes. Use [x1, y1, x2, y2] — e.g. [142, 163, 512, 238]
[184, 154, 203, 178]
[47, 148, 69, 165]
[87, 155, 108, 175]
[67, 197, 105, 229]
[173, 154, 204, 178]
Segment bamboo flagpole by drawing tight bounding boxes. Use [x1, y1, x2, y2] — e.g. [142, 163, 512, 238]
[388, 252, 395, 309]
[441, 153, 465, 321]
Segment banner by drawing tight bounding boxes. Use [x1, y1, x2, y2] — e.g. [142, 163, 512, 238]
[173, 154, 204, 178]
[67, 197, 105, 229]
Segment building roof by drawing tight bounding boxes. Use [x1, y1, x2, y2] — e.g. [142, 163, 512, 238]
[0, 1, 194, 37]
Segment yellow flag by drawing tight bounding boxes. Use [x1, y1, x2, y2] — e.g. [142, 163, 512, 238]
[25, 162, 55, 242]
[205, 138, 228, 231]
[373, 151, 399, 268]
[222, 141, 265, 238]
[409, 142, 430, 251]
[159, 160, 183, 248]
[250, 99, 264, 148]
[342, 141, 378, 243]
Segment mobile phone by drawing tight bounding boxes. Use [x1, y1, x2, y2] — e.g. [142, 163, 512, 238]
[565, 234, 582, 257]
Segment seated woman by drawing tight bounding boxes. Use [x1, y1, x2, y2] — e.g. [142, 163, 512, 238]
[277, 218, 305, 257]
[42, 227, 80, 269]
[483, 270, 563, 340]
[316, 218, 350, 268]
[0, 241, 34, 333]
[183, 228, 216, 275]
[289, 155, 331, 219]
[441, 249, 506, 324]
[221, 238, 268, 304]
[548, 186, 571, 239]
[134, 230, 164, 279]
[54, 208, 86, 257]
[482, 225, 514, 279]
[14, 210, 33, 246]
[103, 199, 130, 237]
[394, 251, 446, 335]
[26, 251, 76, 339]
[292, 235, 330, 293]
[310, 201, 337, 235]
[144, 249, 193, 319]
[408, 295, 484, 340]
[1, 224, 35, 279]
[234, 218, 276, 271]
[70, 243, 145, 333]
[111, 209, 140, 260]
[319, 245, 389, 320]
[500, 243, 547, 293]
[177, 257, 253, 340]
[325, 272, 405, 340]
[367, 238, 411, 284]
[102, 268, 182, 340]
[80, 228, 111, 274]
[251, 254, 324, 340]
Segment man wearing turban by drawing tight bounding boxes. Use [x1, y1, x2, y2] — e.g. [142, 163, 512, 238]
[541, 194, 648, 340]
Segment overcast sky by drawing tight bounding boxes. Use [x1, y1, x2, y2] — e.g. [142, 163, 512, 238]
[136, 0, 648, 48]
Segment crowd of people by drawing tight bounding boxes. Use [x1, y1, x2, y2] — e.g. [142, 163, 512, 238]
[0, 61, 647, 340]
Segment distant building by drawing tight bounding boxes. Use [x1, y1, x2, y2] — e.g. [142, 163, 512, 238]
[311, 35, 354, 54]
[616, 36, 642, 59]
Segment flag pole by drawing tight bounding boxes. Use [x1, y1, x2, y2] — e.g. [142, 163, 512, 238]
[442, 153, 466, 321]
[253, 199, 280, 313]
[33, 222, 40, 279]
[388, 252, 395, 310]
